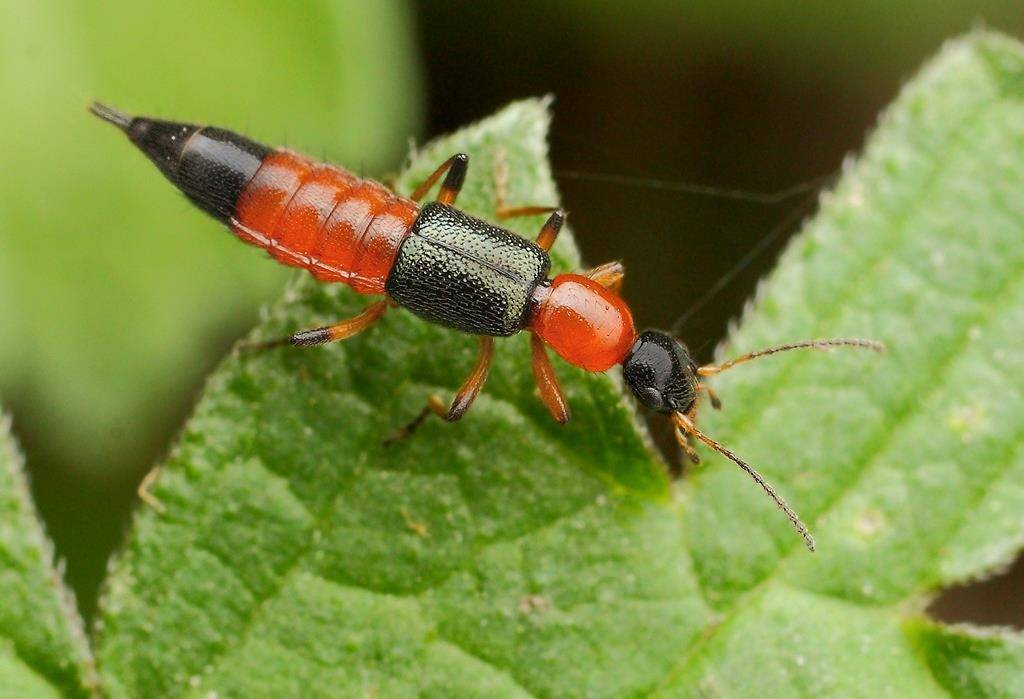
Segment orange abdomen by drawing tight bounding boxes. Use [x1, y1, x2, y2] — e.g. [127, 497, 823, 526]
[231, 150, 419, 294]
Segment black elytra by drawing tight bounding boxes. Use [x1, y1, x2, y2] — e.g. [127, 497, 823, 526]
[622, 330, 700, 414]
[386, 202, 551, 336]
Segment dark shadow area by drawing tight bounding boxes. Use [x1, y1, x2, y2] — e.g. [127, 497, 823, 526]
[930, 556, 1024, 630]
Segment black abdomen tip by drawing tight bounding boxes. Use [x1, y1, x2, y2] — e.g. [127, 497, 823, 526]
[128, 119, 201, 182]
[176, 128, 271, 220]
[92, 103, 271, 222]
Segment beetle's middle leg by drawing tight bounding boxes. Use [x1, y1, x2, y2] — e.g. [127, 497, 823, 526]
[385, 336, 495, 444]
[241, 299, 390, 351]
[410, 153, 469, 205]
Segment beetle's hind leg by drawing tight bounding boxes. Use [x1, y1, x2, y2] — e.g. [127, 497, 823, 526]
[383, 394, 449, 445]
[240, 299, 389, 351]
[445, 336, 496, 421]
[384, 337, 495, 444]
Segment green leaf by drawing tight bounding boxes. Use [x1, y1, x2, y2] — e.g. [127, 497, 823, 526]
[0, 414, 95, 697]
[907, 620, 1024, 698]
[94, 32, 1024, 697]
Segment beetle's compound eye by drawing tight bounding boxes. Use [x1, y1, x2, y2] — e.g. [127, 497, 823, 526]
[622, 330, 698, 414]
[638, 386, 662, 407]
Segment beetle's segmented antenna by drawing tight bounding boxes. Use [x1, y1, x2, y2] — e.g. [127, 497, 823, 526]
[89, 101, 133, 131]
[698, 337, 885, 376]
[674, 412, 815, 551]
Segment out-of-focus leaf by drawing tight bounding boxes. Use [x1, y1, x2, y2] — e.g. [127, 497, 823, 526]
[0, 414, 95, 697]
[0, 0, 421, 475]
[552, 0, 1024, 85]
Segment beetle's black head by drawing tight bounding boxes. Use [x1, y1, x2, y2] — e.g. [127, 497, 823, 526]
[622, 330, 700, 414]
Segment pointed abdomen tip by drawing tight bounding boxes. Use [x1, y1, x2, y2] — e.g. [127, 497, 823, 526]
[89, 101, 133, 130]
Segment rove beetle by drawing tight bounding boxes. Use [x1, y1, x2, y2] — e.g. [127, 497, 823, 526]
[91, 102, 883, 551]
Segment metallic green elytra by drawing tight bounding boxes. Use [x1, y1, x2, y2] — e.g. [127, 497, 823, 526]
[386, 203, 551, 336]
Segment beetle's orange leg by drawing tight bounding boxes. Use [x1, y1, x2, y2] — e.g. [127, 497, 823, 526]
[672, 423, 701, 464]
[383, 394, 448, 445]
[410, 153, 469, 204]
[384, 337, 495, 444]
[531, 333, 571, 423]
[446, 336, 495, 421]
[241, 299, 389, 351]
[584, 261, 625, 292]
[672, 394, 703, 463]
[493, 146, 558, 220]
[534, 210, 566, 252]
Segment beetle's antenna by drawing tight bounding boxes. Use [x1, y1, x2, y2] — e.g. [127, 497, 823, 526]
[674, 412, 815, 552]
[698, 338, 885, 377]
[89, 102, 132, 131]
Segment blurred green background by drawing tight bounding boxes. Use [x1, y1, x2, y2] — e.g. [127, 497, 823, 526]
[2, 1, 1022, 624]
